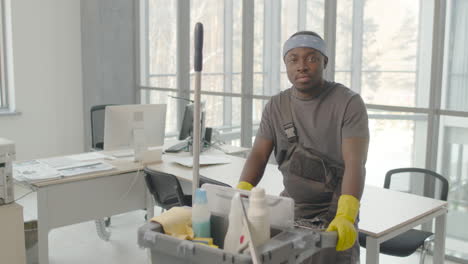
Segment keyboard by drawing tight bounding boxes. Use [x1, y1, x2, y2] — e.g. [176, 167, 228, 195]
[165, 142, 188, 153]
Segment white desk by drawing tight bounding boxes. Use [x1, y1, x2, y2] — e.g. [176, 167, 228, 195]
[148, 152, 284, 195]
[18, 157, 154, 264]
[360, 186, 447, 263]
[15, 144, 242, 264]
[18, 148, 447, 264]
[148, 154, 448, 263]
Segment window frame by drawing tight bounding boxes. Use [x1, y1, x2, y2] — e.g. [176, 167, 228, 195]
[0, 0, 15, 114]
[137, 0, 468, 154]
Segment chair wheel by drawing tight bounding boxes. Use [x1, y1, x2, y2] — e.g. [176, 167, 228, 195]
[105, 217, 111, 227]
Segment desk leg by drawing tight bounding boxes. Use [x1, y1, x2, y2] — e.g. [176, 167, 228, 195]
[37, 189, 50, 264]
[145, 191, 155, 264]
[146, 189, 155, 219]
[433, 212, 447, 264]
[366, 236, 380, 264]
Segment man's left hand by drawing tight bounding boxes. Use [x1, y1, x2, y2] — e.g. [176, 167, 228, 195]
[326, 194, 360, 251]
[326, 214, 357, 251]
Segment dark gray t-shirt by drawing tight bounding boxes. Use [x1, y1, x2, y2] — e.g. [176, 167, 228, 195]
[257, 81, 369, 165]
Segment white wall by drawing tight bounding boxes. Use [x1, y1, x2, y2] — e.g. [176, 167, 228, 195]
[0, 0, 84, 160]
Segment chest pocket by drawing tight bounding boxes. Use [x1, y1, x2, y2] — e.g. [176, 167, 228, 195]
[278, 143, 343, 204]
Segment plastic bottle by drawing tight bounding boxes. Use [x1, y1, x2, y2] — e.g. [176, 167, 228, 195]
[223, 193, 244, 253]
[246, 187, 270, 247]
[192, 188, 211, 238]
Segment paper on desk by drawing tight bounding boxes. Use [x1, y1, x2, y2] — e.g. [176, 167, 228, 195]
[173, 155, 231, 167]
[14, 159, 115, 181]
[40, 154, 112, 170]
[39, 156, 81, 169]
[67, 152, 110, 161]
[57, 161, 114, 177]
[13, 160, 62, 181]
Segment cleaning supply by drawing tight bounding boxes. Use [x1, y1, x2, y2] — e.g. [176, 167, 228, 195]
[245, 187, 270, 247]
[192, 237, 218, 248]
[223, 192, 244, 253]
[192, 237, 214, 245]
[151, 207, 194, 240]
[326, 194, 360, 251]
[192, 188, 211, 238]
[236, 181, 254, 191]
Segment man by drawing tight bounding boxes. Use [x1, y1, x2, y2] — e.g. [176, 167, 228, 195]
[237, 31, 369, 263]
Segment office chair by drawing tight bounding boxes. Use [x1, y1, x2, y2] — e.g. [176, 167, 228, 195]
[359, 168, 449, 264]
[144, 168, 231, 212]
[90, 104, 115, 150]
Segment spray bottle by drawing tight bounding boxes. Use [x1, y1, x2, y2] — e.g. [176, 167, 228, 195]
[246, 187, 270, 247]
[223, 192, 243, 253]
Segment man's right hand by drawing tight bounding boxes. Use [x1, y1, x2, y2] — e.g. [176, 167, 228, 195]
[236, 181, 254, 191]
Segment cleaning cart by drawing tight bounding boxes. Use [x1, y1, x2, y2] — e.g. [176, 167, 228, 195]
[137, 184, 337, 264]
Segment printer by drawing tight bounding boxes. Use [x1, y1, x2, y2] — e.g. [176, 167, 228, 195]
[0, 138, 15, 205]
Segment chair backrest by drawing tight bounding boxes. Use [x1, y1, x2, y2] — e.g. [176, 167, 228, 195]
[384, 168, 449, 201]
[90, 104, 115, 150]
[144, 168, 187, 210]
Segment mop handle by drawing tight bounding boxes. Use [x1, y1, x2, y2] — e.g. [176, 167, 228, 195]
[192, 22, 203, 199]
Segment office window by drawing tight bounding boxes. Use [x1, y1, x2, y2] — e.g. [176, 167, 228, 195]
[335, 0, 432, 187]
[437, 0, 468, 258]
[139, 0, 324, 141]
[361, 1, 422, 107]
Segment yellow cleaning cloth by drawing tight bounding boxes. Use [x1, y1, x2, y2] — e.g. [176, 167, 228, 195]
[151, 207, 194, 240]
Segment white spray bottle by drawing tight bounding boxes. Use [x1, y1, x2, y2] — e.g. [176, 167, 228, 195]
[246, 187, 270, 247]
[223, 192, 243, 253]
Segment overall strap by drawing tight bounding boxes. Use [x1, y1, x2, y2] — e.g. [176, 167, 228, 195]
[279, 90, 298, 143]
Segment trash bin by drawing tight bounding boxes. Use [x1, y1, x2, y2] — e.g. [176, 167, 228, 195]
[137, 214, 337, 264]
[24, 220, 38, 264]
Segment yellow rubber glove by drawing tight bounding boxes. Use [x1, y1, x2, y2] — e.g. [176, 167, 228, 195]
[326, 194, 360, 251]
[236, 181, 254, 191]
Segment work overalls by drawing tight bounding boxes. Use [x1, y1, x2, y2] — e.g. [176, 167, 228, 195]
[276, 90, 359, 263]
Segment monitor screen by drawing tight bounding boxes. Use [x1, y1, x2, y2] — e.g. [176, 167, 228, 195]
[178, 104, 205, 141]
[103, 104, 166, 151]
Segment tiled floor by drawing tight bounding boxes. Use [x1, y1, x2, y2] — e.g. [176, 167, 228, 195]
[14, 184, 462, 264]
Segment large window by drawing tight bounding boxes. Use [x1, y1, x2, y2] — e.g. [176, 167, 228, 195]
[438, 0, 468, 260]
[140, 0, 468, 260]
[139, 0, 324, 141]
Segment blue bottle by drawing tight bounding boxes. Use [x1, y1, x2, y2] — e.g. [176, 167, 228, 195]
[192, 188, 211, 238]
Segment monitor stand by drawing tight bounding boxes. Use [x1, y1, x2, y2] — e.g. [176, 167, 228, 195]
[165, 140, 189, 153]
[165, 137, 209, 154]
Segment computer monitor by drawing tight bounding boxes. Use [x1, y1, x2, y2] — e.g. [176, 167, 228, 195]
[178, 104, 205, 141]
[103, 104, 167, 151]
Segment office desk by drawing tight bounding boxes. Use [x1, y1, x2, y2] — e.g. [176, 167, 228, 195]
[18, 157, 153, 264]
[20, 148, 447, 264]
[148, 154, 448, 264]
[148, 152, 284, 195]
[360, 186, 447, 264]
